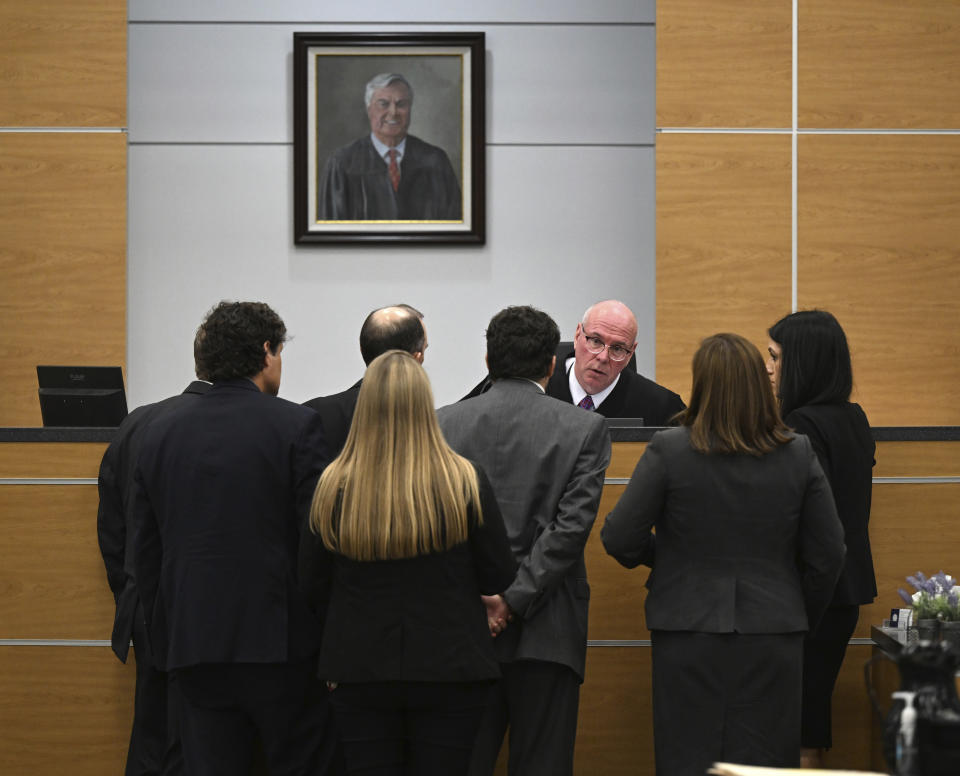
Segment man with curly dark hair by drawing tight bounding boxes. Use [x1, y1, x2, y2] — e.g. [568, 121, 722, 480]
[437, 305, 611, 776]
[132, 301, 342, 776]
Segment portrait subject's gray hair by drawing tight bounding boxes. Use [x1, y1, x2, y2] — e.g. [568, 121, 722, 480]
[364, 73, 414, 108]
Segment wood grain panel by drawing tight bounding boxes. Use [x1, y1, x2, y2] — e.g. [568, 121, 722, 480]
[0, 442, 108, 478]
[0, 646, 132, 776]
[576, 647, 654, 775]
[607, 442, 646, 479]
[819, 645, 875, 771]
[874, 441, 960, 478]
[0, 485, 114, 639]
[657, 0, 791, 128]
[493, 647, 654, 776]
[0, 132, 126, 427]
[587, 485, 650, 640]
[798, 135, 960, 426]
[657, 133, 792, 400]
[0, 0, 126, 127]
[799, 0, 960, 129]
[858, 483, 960, 638]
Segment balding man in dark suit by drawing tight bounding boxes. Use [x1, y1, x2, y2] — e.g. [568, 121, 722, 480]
[303, 304, 426, 458]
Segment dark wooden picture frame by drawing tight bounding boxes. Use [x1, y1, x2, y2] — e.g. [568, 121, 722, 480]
[293, 32, 486, 246]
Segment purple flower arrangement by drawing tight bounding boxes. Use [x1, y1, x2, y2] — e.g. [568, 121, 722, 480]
[899, 570, 960, 621]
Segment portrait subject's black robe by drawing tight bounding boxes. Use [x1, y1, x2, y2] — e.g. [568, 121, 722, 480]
[317, 135, 461, 221]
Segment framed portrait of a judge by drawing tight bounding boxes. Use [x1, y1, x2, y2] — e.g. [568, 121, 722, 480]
[293, 32, 486, 246]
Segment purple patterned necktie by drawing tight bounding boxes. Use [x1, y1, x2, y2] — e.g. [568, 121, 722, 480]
[578, 395, 595, 411]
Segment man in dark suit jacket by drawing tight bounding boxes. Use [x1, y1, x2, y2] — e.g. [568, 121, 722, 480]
[547, 299, 685, 424]
[317, 73, 461, 221]
[98, 378, 210, 776]
[132, 301, 341, 776]
[437, 306, 611, 776]
[303, 304, 426, 457]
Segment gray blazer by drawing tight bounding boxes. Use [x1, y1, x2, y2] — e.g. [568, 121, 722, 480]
[601, 426, 846, 634]
[437, 378, 611, 680]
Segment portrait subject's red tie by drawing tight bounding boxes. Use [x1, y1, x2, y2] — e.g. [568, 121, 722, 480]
[577, 395, 595, 411]
[387, 149, 400, 192]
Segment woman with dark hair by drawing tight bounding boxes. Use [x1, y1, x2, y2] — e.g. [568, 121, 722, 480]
[298, 350, 516, 776]
[767, 310, 877, 769]
[601, 333, 845, 776]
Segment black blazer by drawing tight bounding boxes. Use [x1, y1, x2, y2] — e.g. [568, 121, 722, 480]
[298, 465, 516, 683]
[547, 350, 686, 425]
[303, 380, 361, 459]
[97, 381, 210, 662]
[132, 379, 329, 671]
[785, 402, 877, 606]
[601, 427, 846, 634]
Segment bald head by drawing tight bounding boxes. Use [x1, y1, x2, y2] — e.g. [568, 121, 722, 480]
[572, 300, 638, 395]
[359, 305, 427, 365]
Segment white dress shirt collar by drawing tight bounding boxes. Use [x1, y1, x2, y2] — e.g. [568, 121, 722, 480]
[370, 134, 406, 162]
[566, 356, 618, 408]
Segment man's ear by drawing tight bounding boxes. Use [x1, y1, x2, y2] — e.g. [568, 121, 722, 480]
[484, 353, 489, 371]
[546, 354, 556, 379]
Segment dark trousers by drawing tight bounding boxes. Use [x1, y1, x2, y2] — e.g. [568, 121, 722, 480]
[173, 660, 343, 776]
[330, 680, 492, 776]
[126, 617, 182, 776]
[651, 630, 803, 776]
[467, 660, 580, 776]
[801, 604, 860, 749]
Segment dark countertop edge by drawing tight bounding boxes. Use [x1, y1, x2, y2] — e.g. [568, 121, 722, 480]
[871, 624, 904, 657]
[2, 425, 960, 444]
[0, 427, 118, 442]
[605, 425, 960, 444]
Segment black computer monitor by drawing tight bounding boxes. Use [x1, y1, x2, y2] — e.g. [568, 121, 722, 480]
[37, 365, 128, 427]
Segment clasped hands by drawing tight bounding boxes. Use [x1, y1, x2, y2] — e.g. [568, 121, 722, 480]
[483, 594, 513, 638]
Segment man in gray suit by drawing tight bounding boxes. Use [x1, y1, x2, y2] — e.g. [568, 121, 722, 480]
[437, 305, 611, 776]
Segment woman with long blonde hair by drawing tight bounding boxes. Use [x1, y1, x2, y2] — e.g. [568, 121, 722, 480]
[601, 333, 846, 775]
[299, 350, 515, 776]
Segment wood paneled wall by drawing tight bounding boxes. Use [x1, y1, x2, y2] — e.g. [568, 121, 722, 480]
[0, 0, 127, 428]
[656, 0, 960, 427]
[0, 2, 128, 772]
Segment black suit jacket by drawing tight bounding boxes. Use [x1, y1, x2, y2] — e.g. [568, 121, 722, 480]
[298, 465, 516, 683]
[303, 380, 361, 459]
[601, 427, 846, 634]
[546, 350, 686, 425]
[132, 379, 329, 671]
[97, 380, 210, 662]
[785, 402, 877, 606]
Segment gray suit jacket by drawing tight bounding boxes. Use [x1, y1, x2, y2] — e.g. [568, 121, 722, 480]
[437, 379, 611, 680]
[601, 426, 846, 634]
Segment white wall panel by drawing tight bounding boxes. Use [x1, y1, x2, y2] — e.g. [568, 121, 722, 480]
[128, 1, 654, 24]
[127, 144, 656, 410]
[128, 24, 655, 145]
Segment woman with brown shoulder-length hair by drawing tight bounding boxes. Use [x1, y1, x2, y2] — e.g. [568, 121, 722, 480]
[600, 333, 846, 776]
[298, 350, 516, 776]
